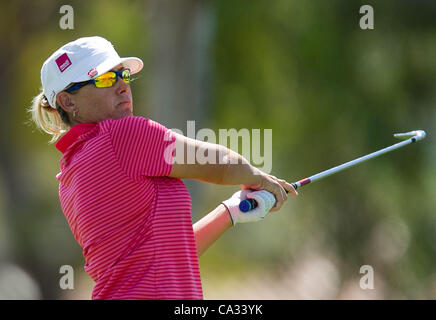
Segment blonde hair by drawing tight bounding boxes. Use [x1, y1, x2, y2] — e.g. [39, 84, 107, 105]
[28, 90, 72, 144]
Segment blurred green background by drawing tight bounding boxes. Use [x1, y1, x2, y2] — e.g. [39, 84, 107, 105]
[0, 0, 435, 299]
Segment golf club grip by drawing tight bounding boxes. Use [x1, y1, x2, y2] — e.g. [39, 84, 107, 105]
[238, 183, 299, 212]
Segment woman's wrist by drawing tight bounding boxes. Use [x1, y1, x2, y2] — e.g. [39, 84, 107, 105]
[193, 204, 233, 256]
[219, 203, 235, 227]
[220, 147, 261, 187]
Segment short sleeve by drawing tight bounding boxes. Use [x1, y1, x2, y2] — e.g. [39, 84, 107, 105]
[109, 116, 176, 179]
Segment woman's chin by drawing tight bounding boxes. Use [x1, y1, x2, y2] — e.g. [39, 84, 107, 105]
[115, 105, 133, 118]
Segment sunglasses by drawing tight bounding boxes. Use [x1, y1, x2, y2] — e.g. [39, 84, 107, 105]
[65, 69, 131, 93]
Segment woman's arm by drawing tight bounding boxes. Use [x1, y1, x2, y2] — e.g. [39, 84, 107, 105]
[168, 132, 257, 185]
[168, 132, 297, 211]
[193, 204, 232, 257]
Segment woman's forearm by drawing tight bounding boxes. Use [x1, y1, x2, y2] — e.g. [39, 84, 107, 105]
[193, 204, 232, 257]
[216, 145, 261, 186]
[169, 133, 261, 187]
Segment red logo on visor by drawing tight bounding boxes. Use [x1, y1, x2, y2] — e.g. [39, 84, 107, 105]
[55, 53, 72, 73]
[88, 68, 97, 78]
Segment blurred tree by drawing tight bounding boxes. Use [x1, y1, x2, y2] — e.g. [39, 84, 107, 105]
[0, 0, 60, 298]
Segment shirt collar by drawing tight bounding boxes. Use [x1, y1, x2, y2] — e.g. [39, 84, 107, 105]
[55, 122, 97, 154]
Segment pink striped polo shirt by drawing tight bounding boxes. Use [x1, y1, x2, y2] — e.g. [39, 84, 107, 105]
[55, 116, 203, 300]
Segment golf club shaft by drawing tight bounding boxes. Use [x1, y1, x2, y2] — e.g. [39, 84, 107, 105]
[239, 132, 425, 212]
[291, 136, 417, 190]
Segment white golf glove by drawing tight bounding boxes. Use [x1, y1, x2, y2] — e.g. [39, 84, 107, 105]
[222, 190, 277, 226]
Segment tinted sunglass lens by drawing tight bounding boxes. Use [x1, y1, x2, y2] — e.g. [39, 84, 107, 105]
[94, 72, 116, 87]
[122, 70, 131, 84]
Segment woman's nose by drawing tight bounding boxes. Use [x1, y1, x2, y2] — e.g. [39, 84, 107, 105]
[116, 77, 130, 95]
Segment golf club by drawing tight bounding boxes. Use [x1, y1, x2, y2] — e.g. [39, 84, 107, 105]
[239, 130, 427, 212]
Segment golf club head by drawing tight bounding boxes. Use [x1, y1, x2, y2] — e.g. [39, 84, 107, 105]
[394, 130, 426, 141]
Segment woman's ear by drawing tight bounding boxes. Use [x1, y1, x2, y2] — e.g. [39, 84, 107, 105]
[56, 92, 76, 113]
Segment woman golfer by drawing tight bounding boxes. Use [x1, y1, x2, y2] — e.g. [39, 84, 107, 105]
[29, 36, 297, 300]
